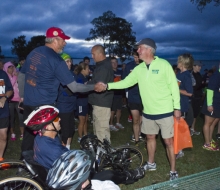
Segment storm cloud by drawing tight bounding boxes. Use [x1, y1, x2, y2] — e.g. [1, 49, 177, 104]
[0, 0, 219, 61]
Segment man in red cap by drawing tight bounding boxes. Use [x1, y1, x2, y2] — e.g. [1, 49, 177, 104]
[18, 27, 103, 157]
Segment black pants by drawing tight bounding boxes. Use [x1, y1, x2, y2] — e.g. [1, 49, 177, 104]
[59, 111, 75, 144]
[92, 170, 127, 185]
[21, 105, 38, 159]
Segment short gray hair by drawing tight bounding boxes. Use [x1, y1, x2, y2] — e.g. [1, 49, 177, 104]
[143, 44, 156, 55]
[45, 37, 54, 44]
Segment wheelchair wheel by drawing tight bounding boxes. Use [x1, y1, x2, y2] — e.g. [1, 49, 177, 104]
[0, 160, 31, 179]
[112, 145, 144, 170]
[0, 177, 43, 190]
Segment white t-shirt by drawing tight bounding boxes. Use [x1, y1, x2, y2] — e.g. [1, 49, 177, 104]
[91, 180, 120, 190]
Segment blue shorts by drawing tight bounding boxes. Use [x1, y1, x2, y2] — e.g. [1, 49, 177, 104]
[0, 117, 9, 129]
[77, 105, 88, 116]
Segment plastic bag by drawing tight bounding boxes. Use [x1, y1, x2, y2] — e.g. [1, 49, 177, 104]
[173, 117, 193, 154]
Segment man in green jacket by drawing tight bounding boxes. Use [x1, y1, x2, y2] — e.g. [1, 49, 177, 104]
[104, 38, 181, 181]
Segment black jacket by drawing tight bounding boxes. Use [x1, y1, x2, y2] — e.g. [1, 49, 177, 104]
[192, 71, 204, 98]
[88, 58, 114, 107]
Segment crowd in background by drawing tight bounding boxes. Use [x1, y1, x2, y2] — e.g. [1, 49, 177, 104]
[0, 27, 220, 189]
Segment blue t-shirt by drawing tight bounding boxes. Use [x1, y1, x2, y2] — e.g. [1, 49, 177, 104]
[21, 46, 74, 106]
[76, 73, 88, 106]
[207, 71, 220, 111]
[56, 71, 77, 113]
[33, 135, 68, 169]
[176, 70, 193, 112]
[122, 61, 142, 104]
[0, 70, 13, 118]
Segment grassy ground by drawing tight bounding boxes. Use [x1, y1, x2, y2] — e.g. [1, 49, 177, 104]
[2, 107, 220, 190]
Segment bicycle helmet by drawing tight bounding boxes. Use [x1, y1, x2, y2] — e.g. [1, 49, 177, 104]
[46, 150, 91, 190]
[24, 105, 59, 131]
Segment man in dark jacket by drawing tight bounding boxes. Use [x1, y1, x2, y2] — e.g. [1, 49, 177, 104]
[88, 45, 114, 142]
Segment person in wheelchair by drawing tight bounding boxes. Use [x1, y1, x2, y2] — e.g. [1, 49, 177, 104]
[24, 105, 145, 189]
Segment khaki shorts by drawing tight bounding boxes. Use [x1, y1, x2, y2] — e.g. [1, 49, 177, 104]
[141, 116, 174, 139]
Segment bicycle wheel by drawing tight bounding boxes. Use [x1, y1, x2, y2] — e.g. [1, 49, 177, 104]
[0, 177, 43, 190]
[0, 160, 31, 178]
[114, 145, 144, 170]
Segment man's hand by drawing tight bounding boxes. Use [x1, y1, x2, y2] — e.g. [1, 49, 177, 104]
[94, 82, 107, 92]
[207, 105, 213, 113]
[0, 97, 6, 108]
[174, 110, 181, 121]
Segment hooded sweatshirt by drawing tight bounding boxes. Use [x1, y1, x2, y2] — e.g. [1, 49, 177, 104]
[3, 62, 20, 102]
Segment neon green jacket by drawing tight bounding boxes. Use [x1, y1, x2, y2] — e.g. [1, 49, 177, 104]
[108, 56, 180, 115]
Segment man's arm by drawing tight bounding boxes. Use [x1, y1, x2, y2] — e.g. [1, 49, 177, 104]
[0, 73, 13, 108]
[67, 81, 104, 93]
[107, 68, 138, 90]
[0, 90, 13, 108]
[166, 65, 181, 119]
[167, 65, 180, 110]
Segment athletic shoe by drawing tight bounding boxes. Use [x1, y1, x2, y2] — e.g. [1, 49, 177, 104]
[78, 137, 82, 143]
[143, 162, 156, 171]
[135, 141, 139, 147]
[19, 135, 23, 141]
[11, 134, 16, 141]
[202, 143, 219, 151]
[116, 123, 124, 129]
[128, 115, 132, 122]
[216, 133, 220, 141]
[170, 171, 178, 181]
[211, 139, 218, 148]
[109, 125, 119, 131]
[139, 135, 145, 142]
[131, 135, 144, 142]
[176, 150, 184, 159]
[190, 128, 200, 136]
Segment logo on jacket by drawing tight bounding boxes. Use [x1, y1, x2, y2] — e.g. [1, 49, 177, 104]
[152, 70, 159, 74]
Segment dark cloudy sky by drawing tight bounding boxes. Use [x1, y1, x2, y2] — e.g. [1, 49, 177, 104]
[0, 0, 220, 61]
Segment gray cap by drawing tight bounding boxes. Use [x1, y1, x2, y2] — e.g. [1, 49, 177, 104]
[194, 61, 202, 66]
[135, 38, 157, 50]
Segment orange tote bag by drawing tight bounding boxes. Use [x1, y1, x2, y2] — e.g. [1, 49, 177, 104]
[173, 117, 193, 154]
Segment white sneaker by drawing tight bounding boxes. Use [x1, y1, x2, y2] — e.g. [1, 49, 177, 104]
[116, 123, 124, 129]
[78, 137, 82, 143]
[109, 125, 119, 131]
[176, 150, 184, 159]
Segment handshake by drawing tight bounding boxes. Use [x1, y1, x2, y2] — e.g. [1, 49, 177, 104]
[94, 82, 108, 92]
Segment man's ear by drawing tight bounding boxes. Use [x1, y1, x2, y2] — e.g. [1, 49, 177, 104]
[45, 123, 52, 130]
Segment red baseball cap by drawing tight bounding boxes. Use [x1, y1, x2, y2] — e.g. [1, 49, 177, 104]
[46, 27, 70, 40]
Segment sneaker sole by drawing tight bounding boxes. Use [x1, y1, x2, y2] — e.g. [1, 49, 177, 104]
[147, 168, 156, 171]
[202, 146, 219, 151]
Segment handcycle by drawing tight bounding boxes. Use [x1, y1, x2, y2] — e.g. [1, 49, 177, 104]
[0, 151, 49, 190]
[0, 135, 144, 189]
[80, 134, 144, 172]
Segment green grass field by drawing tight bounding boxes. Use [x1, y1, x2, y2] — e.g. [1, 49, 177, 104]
[2, 108, 220, 190]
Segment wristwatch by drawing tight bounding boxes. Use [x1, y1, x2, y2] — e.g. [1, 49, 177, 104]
[4, 95, 9, 100]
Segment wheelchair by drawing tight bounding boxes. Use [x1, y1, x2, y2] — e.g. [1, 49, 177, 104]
[0, 151, 50, 190]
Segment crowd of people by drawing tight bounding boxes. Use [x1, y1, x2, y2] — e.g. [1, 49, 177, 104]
[0, 26, 220, 189]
